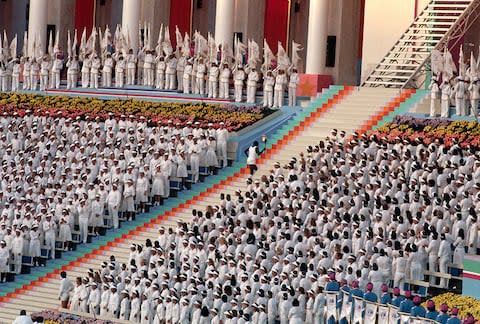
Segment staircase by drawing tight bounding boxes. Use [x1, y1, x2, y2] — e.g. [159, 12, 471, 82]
[0, 87, 418, 323]
[363, 0, 480, 88]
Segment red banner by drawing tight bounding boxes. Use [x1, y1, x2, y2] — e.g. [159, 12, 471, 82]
[75, 0, 95, 32]
[264, 0, 290, 53]
[169, 0, 192, 48]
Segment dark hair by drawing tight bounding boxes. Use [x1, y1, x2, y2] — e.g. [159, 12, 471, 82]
[20, 310, 27, 315]
[60, 271, 67, 278]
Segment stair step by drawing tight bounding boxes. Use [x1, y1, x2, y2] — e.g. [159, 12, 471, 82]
[393, 44, 435, 49]
[408, 27, 451, 32]
[364, 81, 406, 86]
[374, 69, 416, 73]
[403, 33, 444, 38]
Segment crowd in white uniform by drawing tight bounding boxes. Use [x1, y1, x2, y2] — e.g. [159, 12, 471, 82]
[0, 28, 301, 108]
[57, 129, 480, 323]
[0, 112, 229, 282]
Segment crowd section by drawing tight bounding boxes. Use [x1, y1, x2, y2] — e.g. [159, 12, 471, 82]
[0, 112, 229, 282]
[0, 28, 302, 108]
[57, 130, 479, 323]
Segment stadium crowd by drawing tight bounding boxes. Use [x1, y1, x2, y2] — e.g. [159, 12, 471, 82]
[57, 130, 479, 323]
[0, 112, 229, 282]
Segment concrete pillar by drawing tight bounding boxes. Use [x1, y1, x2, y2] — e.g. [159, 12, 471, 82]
[28, 0, 49, 56]
[215, 0, 234, 47]
[306, 0, 329, 74]
[122, 0, 140, 50]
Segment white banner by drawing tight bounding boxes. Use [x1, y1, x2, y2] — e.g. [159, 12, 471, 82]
[326, 292, 338, 321]
[352, 296, 364, 324]
[364, 301, 378, 324]
[388, 305, 400, 324]
[340, 292, 352, 322]
[378, 304, 389, 323]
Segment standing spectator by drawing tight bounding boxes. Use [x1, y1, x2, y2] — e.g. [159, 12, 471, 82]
[58, 271, 74, 308]
[12, 310, 33, 324]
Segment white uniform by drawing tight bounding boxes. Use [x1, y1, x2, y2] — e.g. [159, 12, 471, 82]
[11, 235, 23, 274]
[43, 220, 56, 259]
[155, 58, 166, 89]
[219, 66, 231, 99]
[469, 80, 480, 117]
[0, 245, 9, 274]
[51, 58, 63, 89]
[78, 204, 90, 244]
[39, 58, 50, 90]
[263, 75, 275, 108]
[208, 65, 220, 98]
[196, 63, 206, 95]
[90, 57, 101, 89]
[59, 277, 74, 302]
[274, 73, 287, 108]
[88, 287, 101, 314]
[143, 53, 155, 87]
[183, 64, 193, 94]
[234, 68, 245, 102]
[429, 80, 440, 117]
[11, 62, 21, 91]
[440, 83, 451, 118]
[66, 59, 80, 89]
[106, 189, 122, 229]
[81, 58, 91, 88]
[102, 57, 114, 87]
[30, 60, 39, 90]
[246, 69, 259, 103]
[22, 59, 31, 90]
[216, 128, 229, 168]
[454, 80, 467, 115]
[166, 56, 177, 90]
[127, 53, 137, 85]
[288, 71, 299, 106]
[115, 59, 126, 88]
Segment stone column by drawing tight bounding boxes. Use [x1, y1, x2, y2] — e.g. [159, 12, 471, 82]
[122, 0, 140, 51]
[215, 0, 235, 47]
[28, 0, 48, 56]
[306, 0, 329, 74]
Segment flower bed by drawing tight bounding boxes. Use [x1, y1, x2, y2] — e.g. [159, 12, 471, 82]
[30, 310, 115, 324]
[372, 116, 480, 148]
[426, 293, 480, 320]
[0, 93, 273, 131]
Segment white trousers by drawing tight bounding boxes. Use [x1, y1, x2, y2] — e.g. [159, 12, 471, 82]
[79, 218, 89, 243]
[441, 99, 450, 118]
[234, 85, 243, 102]
[208, 80, 218, 98]
[183, 77, 190, 94]
[219, 81, 229, 99]
[430, 98, 437, 117]
[470, 99, 479, 117]
[67, 73, 77, 89]
[23, 74, 30, 89]
[1, 76, 9, 92]
[166, 73, 176, 90]
[264, 90, 273, 107]
[428, 255, 438, 284]
[12, 252, 22, 274]
[81, 72, 89, 88]
[115, 72, 124, 88]
[30, 74, 38, 90]
[247, 85, 256, 103]
[45, 233, 56, 259]
[144, 68, 154, 86]
[90, 72, 99, 89]
[288, 86, 297, 106]
[103, 71, 112, 87]
[439, 257, 449, 287]
[456, 98, 466, 115]
[196, 77, 205, 94]
[156, 72, 165, 89]
[52, 72, 61, 89]
[109, 205, 119, 229]
[190, 155, 199, 183]
[127, 68, 135, 85]
[274, 89, 284, 108]
[40, 74, 48, 90]
[177, 70, 184, 90]
[11, 75, 19, 91]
